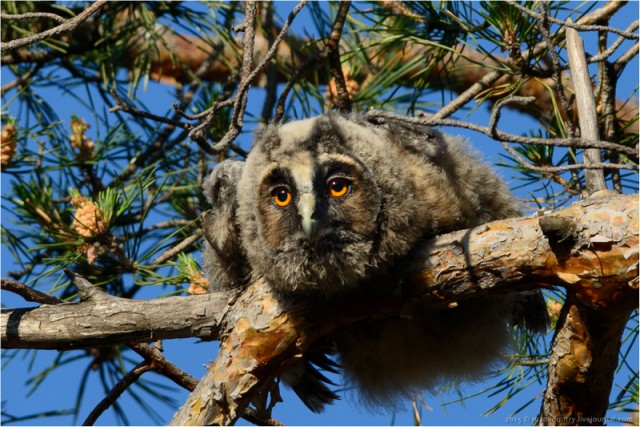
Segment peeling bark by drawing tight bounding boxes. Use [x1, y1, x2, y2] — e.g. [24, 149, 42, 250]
[537, 294, 632, 426]
[169, 193, 638, 425]
[2, 194, 637, 425]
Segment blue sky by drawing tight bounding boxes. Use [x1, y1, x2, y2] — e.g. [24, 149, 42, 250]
[1, 1, 638, 426]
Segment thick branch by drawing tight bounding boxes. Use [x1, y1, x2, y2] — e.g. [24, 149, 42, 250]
[1, 292, 229, 349]
[169, 193, 638, 425]
[537, 293, 632, 426]
[3, 194, 637, 425]
[3, 193, 637, 347]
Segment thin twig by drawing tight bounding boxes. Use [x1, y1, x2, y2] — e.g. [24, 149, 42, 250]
[2, 49, 62, 65]
[411, 399, 423, 426]
[488, 96, 537, 138]
[497, 139, 608, 174]
[614, 42, 640, 70]
[326, 1, 353, 112]
[409, 114, 638, 157]
[82, 362, 154, 426]
[129, 343, 199, 391]
[190, 0, 308, 152]
[274, 0, 350, 122]
[589, 21, 640, 63]
[510, 356, 551, 367]
[1, 0, 108, 52]
[273, 51, 325, 122]
[429, 69, 503, 121]
[106, 80, 206, 188]
[259, 3, 280, 124]
[241, 407, 285, 427]
[486, 97, 633, 174]
[0, 64, 41, 96]
[150, 231, 203, 266]
[538, 3, 582, 193]
[7, 253, 45, 280]
[539, 3, 576, 139]
[507, 1, 639, 40]
[0, 11, 67, 24]
[1, 278, 63, 305]
[141, 220, 194, 233]
[194, 0, 258, 153]
[430, 1, 630, 122]
[566, 19, 607, 193]
[596, 26, 621, 194]
[109, 89, 187, 128]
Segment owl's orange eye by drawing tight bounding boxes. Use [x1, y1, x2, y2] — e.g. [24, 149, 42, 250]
[272, 187, 292, 207]
[327, 177, 351, 198]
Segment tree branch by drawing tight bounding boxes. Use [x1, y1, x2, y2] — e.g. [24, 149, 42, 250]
[325, 1, 352, 112]
[368, 110, 638, 163]
[1, 291, 229, 349]
[566, 21, 608, 193]
[165, 193, 637, 425]
[0, 0, 107, 52]
[82, 361, 155, 426]
[1, 278, 63, 305]
[0, 11, 67, 24]
[507, 2, 639, 40]
[537, 293, 634, 426]
[3, 194, 637, 424]
[3, 193, 636, 347]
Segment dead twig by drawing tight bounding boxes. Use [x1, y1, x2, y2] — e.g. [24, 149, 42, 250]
[273, 1, 349, 122]
[371, 110, 638, 158]
[82, 361, 155, 426]
[109, 89, 186, 128]
[0, 11, 67, 24]
[1, 278, 63, 305]
[189, 0, 308, 153]
[150, 231, 203, 266]
[259, 3, 280, 124]
[0, 0, 108, 52]
[429, 1, 631, 122]
[326, 1, 353, 112]
[129, 342, 199, 391]
[188, 1, 258, 154]
[507, 2, 639, 40]
[614, 41, 640, 70]
[589, 21, 640, 63]
[0, 64, 41, 96]
[538, 3, 582, 193]
[566, 20, 608, 193]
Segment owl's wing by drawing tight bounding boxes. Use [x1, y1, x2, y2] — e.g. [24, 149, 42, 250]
[202, 160, 249, 291]
[513, 291, 550, 333]
[365, 113, 550, 332]
[281, 347, 340, 413]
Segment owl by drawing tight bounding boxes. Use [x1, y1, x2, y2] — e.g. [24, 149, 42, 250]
[202, 112, 547, 412]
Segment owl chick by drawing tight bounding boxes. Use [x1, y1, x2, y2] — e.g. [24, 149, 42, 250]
[202, 112, 547, 412]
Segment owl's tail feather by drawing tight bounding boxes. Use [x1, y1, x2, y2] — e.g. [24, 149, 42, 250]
[514, 290, 550, 333]
[282, 351, 341, 413]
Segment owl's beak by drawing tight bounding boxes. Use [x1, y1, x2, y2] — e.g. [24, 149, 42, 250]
[297, 193, 317, 239]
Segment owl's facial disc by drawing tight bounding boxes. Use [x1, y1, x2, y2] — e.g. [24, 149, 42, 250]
[250, 147, 382, 292]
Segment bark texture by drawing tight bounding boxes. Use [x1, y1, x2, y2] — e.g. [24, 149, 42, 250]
[169, 193, 638, 425]
[1, 292, 229, 349]
[2, 193, 637, 425]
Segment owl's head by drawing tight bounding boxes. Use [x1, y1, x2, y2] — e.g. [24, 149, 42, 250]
[236, 114, 387, 295]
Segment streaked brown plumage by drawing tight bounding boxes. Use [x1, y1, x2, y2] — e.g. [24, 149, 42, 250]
[202, 112, 547, 412]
